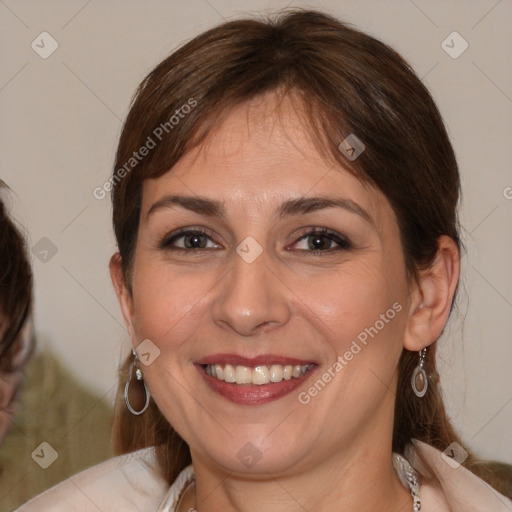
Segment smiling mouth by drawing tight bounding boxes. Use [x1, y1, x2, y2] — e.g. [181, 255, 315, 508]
[203, 363, 314, 385]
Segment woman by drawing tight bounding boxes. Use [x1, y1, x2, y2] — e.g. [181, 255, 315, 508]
[0, 192, 113, 511]
[0, 183, 34, 447]
[18, 9, 511, 512]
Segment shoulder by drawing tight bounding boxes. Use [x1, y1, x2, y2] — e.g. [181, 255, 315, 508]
[15, 447, 169, 512]
[408, 439, 512, 512]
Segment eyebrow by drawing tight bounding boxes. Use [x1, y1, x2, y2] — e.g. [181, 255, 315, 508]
[277, 196, 373, 225]
[147, 194, 373, 225]
[147, 195, 224, 219]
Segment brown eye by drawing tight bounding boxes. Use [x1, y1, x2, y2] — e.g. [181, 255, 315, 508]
[183, 233, 208, 248]
[293, 228, 352, 253]
[307, 234, 334, 251]
[159, 229, 220, 250]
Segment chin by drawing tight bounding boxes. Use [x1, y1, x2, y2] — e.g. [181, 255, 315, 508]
[192, 429, 312, 477]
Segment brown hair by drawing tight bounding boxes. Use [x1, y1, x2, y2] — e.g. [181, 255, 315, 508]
[0, 183, 34, 373]
[110, 9, 510, 496]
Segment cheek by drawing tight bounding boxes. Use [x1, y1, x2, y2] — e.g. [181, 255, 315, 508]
[299, 260, 403, 347]
[131, 261, 215, 345]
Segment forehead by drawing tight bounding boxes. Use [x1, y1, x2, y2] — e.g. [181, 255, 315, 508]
[176, 92, 331, 184]
[141, 92, 391, 226]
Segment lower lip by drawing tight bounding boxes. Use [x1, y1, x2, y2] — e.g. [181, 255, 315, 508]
[196, 365, 316, 405]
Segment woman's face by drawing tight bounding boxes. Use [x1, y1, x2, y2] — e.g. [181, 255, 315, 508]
[123, 92, 414, 475]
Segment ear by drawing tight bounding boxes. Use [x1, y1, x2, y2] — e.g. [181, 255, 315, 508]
[403, 236, 460, 351]
[109, 253, 135, 337]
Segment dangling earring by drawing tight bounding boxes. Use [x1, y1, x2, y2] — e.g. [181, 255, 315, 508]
[124, 349, 150, 415]
[411, 348, 428, 398]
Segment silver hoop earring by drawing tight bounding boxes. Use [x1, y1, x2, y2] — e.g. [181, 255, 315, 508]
[411, 348, 428, 398]
[124, 349, 150, 415]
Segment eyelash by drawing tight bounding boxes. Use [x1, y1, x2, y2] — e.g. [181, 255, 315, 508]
[158, 227, 220, 251]
[292, 227, 352, 253]
[158, 227, 352, 254]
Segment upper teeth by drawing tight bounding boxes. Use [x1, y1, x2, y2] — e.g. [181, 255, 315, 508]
[205, 364, 311, 385]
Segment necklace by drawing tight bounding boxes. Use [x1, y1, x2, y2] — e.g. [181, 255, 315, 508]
[178, 454, 421, 512]
[393, 453, 422, 511]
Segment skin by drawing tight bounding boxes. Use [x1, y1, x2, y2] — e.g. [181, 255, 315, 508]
[111, 91, 460, 512]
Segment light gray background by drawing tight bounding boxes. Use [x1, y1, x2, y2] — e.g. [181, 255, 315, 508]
[1, 0, 511, 462]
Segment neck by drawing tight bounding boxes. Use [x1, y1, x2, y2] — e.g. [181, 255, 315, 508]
[179, 442, 412, 512]
[178, 378, 412, 512]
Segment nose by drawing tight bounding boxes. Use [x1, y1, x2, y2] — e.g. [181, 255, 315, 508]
[211, 246, 291, 337]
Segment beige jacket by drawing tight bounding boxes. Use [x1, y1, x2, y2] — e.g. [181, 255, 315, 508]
[0, 350, 113, 511]
[16, 440, 512, 511]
